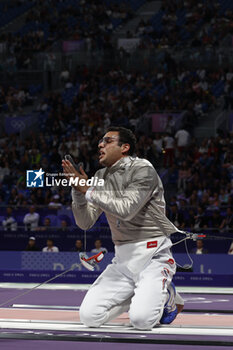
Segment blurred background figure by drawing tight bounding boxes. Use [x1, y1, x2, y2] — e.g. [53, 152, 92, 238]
[209, 209, 223, 233]
[23, 206, 40, 231]
[2, 207, 17, 231]
[220, 207, 233, 233]
[175, 128, 190, 156]
[167, 203, 185, 229]
[165, 115, 175, 135]
[25, 236, 39, 251]
[163, 133, 175, 168]
[72, 239, 83, 252]
[91, 239, 108, 254]
[42, 238, 59, 252]
[48, 194, 62, 209]
[37, 217, 51, 231]
[59, 220, 69, 232]
[189, 206, 208, 232]
[191, 240, 208, 255]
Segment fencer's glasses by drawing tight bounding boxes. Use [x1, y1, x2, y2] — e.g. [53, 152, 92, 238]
[98, 136, 119, 145]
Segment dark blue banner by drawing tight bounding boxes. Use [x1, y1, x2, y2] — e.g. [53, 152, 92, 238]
[0, 252, 232, 286]
[0, 252, 232, 274]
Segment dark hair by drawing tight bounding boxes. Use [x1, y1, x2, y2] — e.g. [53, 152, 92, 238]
[107, 126, 136, 155]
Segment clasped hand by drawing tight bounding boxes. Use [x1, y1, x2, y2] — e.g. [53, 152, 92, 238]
[61, 159, 89, 194]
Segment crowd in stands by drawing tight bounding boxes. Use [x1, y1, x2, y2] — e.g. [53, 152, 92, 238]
[1, 123, 232, 234]
[163, 128, 233, 235]
[0, 85, 35, 113]
[0, 59, 232, 223]
[2, 0, 233, 74]
[134, 0, 233, 49]
[24, 236, 108, 253]
[0, 0, 136, 70]
[0, 1, 233, 254]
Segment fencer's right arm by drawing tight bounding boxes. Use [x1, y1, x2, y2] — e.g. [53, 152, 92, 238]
[72, 188, 103, 230]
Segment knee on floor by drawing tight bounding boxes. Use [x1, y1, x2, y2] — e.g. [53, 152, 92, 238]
[79, 303, 105, 328]
[129, 309, 161, 330]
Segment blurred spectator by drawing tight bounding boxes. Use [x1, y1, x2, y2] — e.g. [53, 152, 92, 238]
[23, 206, 40, 231]
[167, 203, 185, 229]
[58, 220, 70, 232]
[219, 189, 229, 207]
[42, 238, 59, 252]
[48, 194, 62, 209]
[209, 209, 223, 232]
[25, 236, 39, 251]
[165, 115, 175, 135]
[153, 134, 163, 155]
[37, 217, 51, 231]
[191, 240, 208, 254]
[91, 239, 108, 254]
[2, 207, 17, 231]
[175, 128, 190, 155]
[193, 206, 208, 231]
[8, 188, 19, 206]
[220, 207, 233, 233]
[177, 161, 191, 192]
[167, 165, 179, 187]
[198, 139, 208, 155]
[60, 68, 70, 83]
[163, 133, 175, 167]
[0, 161, 10, 182]
[34, 189, 45, 205]
[228, 241, 233, 255]
[185, 208, 196, 229]
[72, 239, 83, 252]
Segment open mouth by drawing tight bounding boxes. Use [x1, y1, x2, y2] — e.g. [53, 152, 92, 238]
[99, 151, 105, 159]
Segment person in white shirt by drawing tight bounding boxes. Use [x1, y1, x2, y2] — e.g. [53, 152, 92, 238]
[23, 206, 40, 231]
[165, 115, 175, 135]
[175, 129, 190, 154]
[2, 207, 17, 231]
[42, 238, 59, 252]
[191, 240, 208, 254]
[91, 239, 108, 254]
[48, 194, 62, 209]
[60, 68, 70, 83]
[226, 69, 233, 82]
[163, 133, 175, 167]
[153, 133, 163, 154]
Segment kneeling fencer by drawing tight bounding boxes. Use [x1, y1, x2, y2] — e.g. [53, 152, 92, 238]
[62, 126, 184, 330]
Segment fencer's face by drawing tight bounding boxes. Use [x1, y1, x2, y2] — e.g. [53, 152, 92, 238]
[98, 131, 129, 167]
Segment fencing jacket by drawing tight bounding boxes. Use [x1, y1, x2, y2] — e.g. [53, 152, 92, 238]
[72, 156, 179, 246]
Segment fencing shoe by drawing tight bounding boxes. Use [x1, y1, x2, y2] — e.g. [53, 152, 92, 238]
[160, 282, 178, 324]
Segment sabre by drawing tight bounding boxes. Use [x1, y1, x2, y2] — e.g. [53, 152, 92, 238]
[0, 266, 75, 308]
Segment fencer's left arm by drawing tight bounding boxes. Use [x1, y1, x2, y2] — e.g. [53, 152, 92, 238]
[85, 165, 157, 221]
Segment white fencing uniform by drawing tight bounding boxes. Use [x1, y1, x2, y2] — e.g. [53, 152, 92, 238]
[72, 156, 180, 330]
[80, 238, 176, 329]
